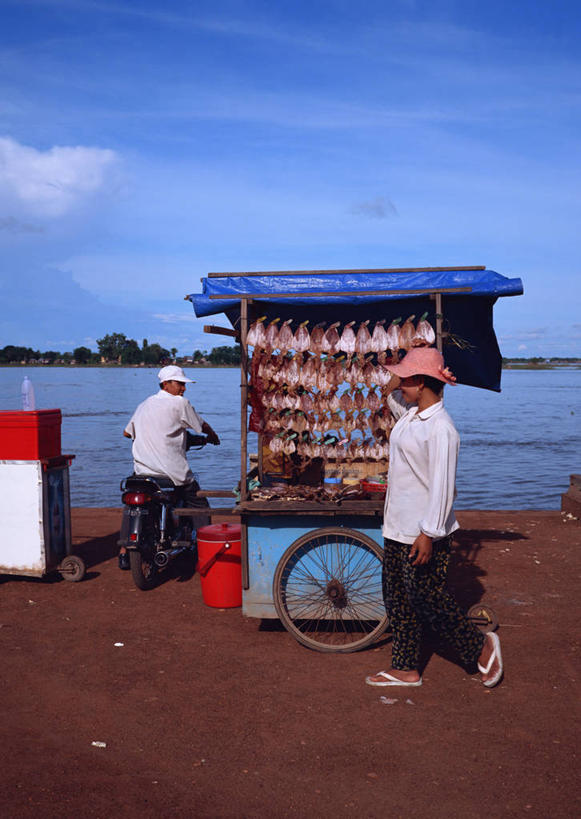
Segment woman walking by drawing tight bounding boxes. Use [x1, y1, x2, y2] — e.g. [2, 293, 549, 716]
[366, 347, 503, 689]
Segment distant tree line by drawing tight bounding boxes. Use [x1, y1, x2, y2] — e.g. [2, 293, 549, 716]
[0, 336, 241, 366]
[193, 345, 241, 365]
[0, 345, 84, 365]
[95, 334, 174, 364]
[502, 356, 580, 364]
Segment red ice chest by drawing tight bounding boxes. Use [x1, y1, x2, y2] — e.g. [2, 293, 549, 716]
[0, 410, 62, 460]
[196, 522, 242, 608]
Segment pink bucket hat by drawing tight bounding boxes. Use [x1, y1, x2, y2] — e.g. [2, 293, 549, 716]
[386, 347, 457, 385]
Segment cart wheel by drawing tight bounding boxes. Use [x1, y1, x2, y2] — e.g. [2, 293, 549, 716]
[59, 555, 86, 583]
[467, 603, 499, 633]
[129, 549, 158, 591]
[273, 527, 389, 653]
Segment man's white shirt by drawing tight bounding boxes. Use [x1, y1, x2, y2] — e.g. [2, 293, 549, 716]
[124, 390, 204, 485]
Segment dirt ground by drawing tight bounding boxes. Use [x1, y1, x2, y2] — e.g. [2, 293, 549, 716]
[0, 507, 579, 818]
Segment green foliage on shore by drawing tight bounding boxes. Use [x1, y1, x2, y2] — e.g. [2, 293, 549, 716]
[0, 337, 241, 366]
[502, 357, 581, 369]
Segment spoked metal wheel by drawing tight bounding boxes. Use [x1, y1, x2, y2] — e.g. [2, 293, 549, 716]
[273, 527, 388, 653]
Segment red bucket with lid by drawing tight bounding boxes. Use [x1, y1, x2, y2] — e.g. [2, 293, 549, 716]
[196, 523, 242, 608]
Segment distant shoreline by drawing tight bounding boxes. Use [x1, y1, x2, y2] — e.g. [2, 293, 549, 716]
[502, 362, 581, 370]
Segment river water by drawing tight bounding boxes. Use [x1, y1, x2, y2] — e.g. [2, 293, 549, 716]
[0, 367, 579, 509]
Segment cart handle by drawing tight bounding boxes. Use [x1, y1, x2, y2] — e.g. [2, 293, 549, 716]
[197, 542, 232, 576]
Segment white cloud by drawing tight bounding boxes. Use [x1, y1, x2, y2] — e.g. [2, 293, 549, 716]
[499, 327, 549, 341]
[0, 136, 118, 217]
[152, 313, 198, 325]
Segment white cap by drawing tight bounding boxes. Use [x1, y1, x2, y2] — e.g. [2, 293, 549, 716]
[157, 365, 195, 383]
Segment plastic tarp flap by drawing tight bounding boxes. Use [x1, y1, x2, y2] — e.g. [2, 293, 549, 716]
[188, 269, 523, 318]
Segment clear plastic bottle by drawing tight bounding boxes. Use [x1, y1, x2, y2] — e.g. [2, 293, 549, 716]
[21, 375, 36, 411]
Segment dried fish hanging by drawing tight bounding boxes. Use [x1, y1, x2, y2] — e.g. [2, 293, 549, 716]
[246, 314, 436, 483]
[412, 312, 436, 347]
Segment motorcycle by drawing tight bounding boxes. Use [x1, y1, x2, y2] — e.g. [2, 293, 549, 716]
[118, 433, 213, 590]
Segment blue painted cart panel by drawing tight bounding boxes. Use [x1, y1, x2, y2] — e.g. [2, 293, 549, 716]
[243, 514, 383, 618]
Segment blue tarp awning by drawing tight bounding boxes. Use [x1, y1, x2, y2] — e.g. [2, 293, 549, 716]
[186, 267, 524, 391]
[187, 267, 522, 317]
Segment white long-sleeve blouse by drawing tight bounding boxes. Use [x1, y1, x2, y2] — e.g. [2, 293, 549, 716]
[382, 392, 460, 545]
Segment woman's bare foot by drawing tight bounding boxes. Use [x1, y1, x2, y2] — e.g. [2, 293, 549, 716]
[366, 668, 421, 685]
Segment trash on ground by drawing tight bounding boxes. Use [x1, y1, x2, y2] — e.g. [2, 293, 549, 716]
[91, 741, 107, 748]
[379, 696, 398, 705]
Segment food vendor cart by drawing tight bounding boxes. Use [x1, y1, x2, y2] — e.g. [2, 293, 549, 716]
[187, 266, 523, 652]
[0, 409, 85, 582]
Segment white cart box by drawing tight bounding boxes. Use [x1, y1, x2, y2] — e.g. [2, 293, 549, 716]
[0, 458, 73, 577]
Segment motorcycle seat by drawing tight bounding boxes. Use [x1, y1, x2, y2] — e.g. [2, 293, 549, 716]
[124, 474, 176, 492]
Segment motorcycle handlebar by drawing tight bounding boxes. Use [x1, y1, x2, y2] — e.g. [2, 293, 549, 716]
[186, 432, 209, 450]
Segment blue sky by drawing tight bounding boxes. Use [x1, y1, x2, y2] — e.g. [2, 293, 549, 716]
[1, 0, 580, 356]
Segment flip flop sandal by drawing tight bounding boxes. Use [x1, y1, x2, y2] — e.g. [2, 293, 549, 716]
[478, 631, 504, 688]
[365, 671, 423, 687]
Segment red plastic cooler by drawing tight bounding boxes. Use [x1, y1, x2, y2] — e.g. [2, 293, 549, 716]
[0, 410, 62, 460]
[196, 523, 242, 608]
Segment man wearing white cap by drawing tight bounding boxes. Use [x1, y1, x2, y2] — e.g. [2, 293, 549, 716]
[119, 365, 220, 569]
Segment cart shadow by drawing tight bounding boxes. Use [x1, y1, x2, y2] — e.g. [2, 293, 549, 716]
[0, 569, 101, 585]
[257, 619, 394, 653]
[258, 619, 287, 632]
[73, 530, 120, 569]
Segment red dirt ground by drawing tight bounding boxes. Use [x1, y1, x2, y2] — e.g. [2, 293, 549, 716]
[0, 508, 579, 818]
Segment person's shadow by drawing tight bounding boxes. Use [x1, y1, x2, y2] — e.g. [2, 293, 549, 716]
[418, 527, 528, 672]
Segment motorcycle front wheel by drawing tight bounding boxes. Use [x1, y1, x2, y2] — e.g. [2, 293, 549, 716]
[129, 548, 158, 591]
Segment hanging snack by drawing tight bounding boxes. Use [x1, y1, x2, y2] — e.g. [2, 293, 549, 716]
[299, 354, 319, 388]
[264, 318, 281, 350]
[371, 320, 389, 353]
[293, 320, 310, 352]
[248, 349, 266, 433]
[339, 391, 353, 413]
[355, 320, 372, 358]
[412, 312, 436, 347]
[247, 316, 267, 348]
[278, 319, 295, 351]
[367, 387, 380, 411]
[339, 321, 357, 359]
[362, 356, 376, 388]
[321, 322, 341, 354]
[386, 318, 401, 354]
[398, 315, 416, 351]
[309, 322, 327, 354]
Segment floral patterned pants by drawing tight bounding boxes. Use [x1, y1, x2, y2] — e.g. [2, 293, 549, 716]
[382, 537, 485, 671]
